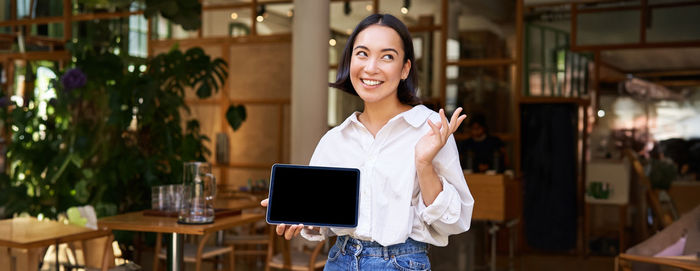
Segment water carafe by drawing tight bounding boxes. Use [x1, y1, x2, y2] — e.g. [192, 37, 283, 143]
[178, 162, 216, 224]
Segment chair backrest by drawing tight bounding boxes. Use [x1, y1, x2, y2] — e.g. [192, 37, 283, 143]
[265, 226, 329, 271]
[624, 149, 674, 232]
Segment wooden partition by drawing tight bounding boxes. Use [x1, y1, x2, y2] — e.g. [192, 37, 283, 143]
[151, 36, 292, 191]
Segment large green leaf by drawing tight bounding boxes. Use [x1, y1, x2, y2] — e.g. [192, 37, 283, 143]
[226, 105, 247, 131]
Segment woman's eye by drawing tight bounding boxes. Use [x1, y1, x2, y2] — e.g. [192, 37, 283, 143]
[382, 55, 394, 60]
[356, 51, 367, 57]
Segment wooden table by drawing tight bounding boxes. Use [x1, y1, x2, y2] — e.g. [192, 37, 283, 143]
[99, 211, 264, 271]
[465, 173, 520, 271]
[0, 217, 112, 271]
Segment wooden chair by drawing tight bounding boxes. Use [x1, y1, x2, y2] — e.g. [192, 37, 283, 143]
[265, 228, 330, 271]
[224, 223, 270, 268]
[616, 253, 700, 271]
[617, 204, 700, 271]
[38, 232, 115, 271]
[154, 232, 234, 271]
[624, 149, 674, 234]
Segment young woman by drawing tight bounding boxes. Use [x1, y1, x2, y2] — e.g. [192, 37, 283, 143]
[262, 14, 473, 270]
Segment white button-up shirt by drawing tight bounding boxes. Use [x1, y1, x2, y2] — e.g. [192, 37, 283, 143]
[301, 105, 474, 247]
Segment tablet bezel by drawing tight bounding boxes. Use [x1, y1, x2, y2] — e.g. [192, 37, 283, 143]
[265, 163, 360, 228]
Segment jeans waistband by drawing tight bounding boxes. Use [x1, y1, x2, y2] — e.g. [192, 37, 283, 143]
[336, 235, 427, 258]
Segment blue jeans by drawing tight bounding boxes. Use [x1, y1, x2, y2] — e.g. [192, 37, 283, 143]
[324, 236, 431, 271]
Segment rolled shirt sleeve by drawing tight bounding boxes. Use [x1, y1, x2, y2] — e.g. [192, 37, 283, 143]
[417, 175, 461, 225]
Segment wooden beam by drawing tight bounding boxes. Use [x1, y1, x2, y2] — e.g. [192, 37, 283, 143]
[407, 25, 441, 33]
[633, 69, 700, 77]
[653, 80, 700, 87]
[640, 0, 647, 43]
[150, 34, 291, 48]
[202, 3, 253, 10]
[251, 0, 257, 36]
[63, 0, 72, 43]
[571, 3, 578, 48]
[519, 97, 591, 105]
[439, 0, 447, 107]
[525, 0, 622, 8]
[571, 40, 700, 51]
[446, 58, 516, 67]
[515, 0, 524, 177]
[599, 60, 626, 75]
[72, 11, 143, 21]
[650, 1, 700, 9]
[0, 51, 70, 62]
[576, 5, 641, 14]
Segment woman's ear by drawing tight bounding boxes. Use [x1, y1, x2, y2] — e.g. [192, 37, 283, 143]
[401, 59, 411, 80]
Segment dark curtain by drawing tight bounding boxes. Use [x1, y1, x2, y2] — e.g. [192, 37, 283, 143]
[521, 104, 578, 250]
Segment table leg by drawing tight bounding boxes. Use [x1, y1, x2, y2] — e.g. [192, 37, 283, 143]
[0, 246, 11, 270]
[216, 230, 225, 270]
[11, 247, 41, 271]
[166, 233, 184, 271]
[488, 223, 499, 271]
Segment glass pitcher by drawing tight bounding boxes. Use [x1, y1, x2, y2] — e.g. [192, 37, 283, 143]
[178, 162, 216, 224]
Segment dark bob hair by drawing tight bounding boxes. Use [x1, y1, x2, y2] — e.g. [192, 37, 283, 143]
[329, 14, 421, 106]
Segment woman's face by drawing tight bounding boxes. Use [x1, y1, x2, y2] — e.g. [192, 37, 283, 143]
[349, 25, 411, 105]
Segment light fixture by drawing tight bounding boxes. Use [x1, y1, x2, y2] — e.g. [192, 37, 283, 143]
[365, 4, 373, 11]
[344, 1, 351, 15]
[329, 38, 337, 47]
[257, 4, 266, 22]
[287, 9, 294, 17]
[401, 0, 411, 14]
[597, 109, 605, 118]
[230, 12, 238, 20]
[346, 29, 353, 35]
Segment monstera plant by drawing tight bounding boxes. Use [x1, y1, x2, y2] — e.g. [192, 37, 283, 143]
[0, 41, 245, 218]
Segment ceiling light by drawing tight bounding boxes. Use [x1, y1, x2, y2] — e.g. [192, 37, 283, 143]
[230, 12, 238, 20]
[287, 9, 294, 17]
[365, 4, 373, 11]
[346, 29, 353, 35]
[256, 15, 264, 22]
[597, 110, 605, 118]
[329, 38, 337, 47]
[400, 7, 408, 14]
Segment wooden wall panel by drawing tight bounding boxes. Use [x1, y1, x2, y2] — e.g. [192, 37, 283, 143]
[227, 104, 281, 165]
[228, 43, 292, 100]
[180, 104, 221, 162]
[224, 168, 272, 191]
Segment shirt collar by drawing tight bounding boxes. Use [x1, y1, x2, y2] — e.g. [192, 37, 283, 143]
[336, 105, 431, 130]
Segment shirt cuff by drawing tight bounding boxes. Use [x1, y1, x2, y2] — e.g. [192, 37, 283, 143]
[417, 175, 461, 225]
[300, 227, 328, 242]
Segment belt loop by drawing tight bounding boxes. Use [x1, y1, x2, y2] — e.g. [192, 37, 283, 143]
[383, 246, 389, 260]
[340, 236, 350, 254]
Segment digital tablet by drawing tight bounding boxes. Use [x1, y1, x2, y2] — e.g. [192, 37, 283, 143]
[266, 164, 360, 228]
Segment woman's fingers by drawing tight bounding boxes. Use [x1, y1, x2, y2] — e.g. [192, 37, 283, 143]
[284, 224, 303, 240]
[427, 119, 441, 138]
[260, 198, 268, 207]
[277, 224, 305, 240]
[276, 224, 286, 235]
[439, 109, 450, 138]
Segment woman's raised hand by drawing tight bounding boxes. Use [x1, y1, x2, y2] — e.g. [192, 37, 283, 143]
[260, 198, 315, 240]
[414, 107, 467, 167]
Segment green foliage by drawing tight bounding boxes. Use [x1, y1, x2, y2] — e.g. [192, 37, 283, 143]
[0, 43, 246, 219]
[144, 0, 202, 31]
[648, 159, 678, 190]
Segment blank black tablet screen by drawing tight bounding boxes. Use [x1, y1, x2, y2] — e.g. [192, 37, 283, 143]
[267, 164, 360, 227]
